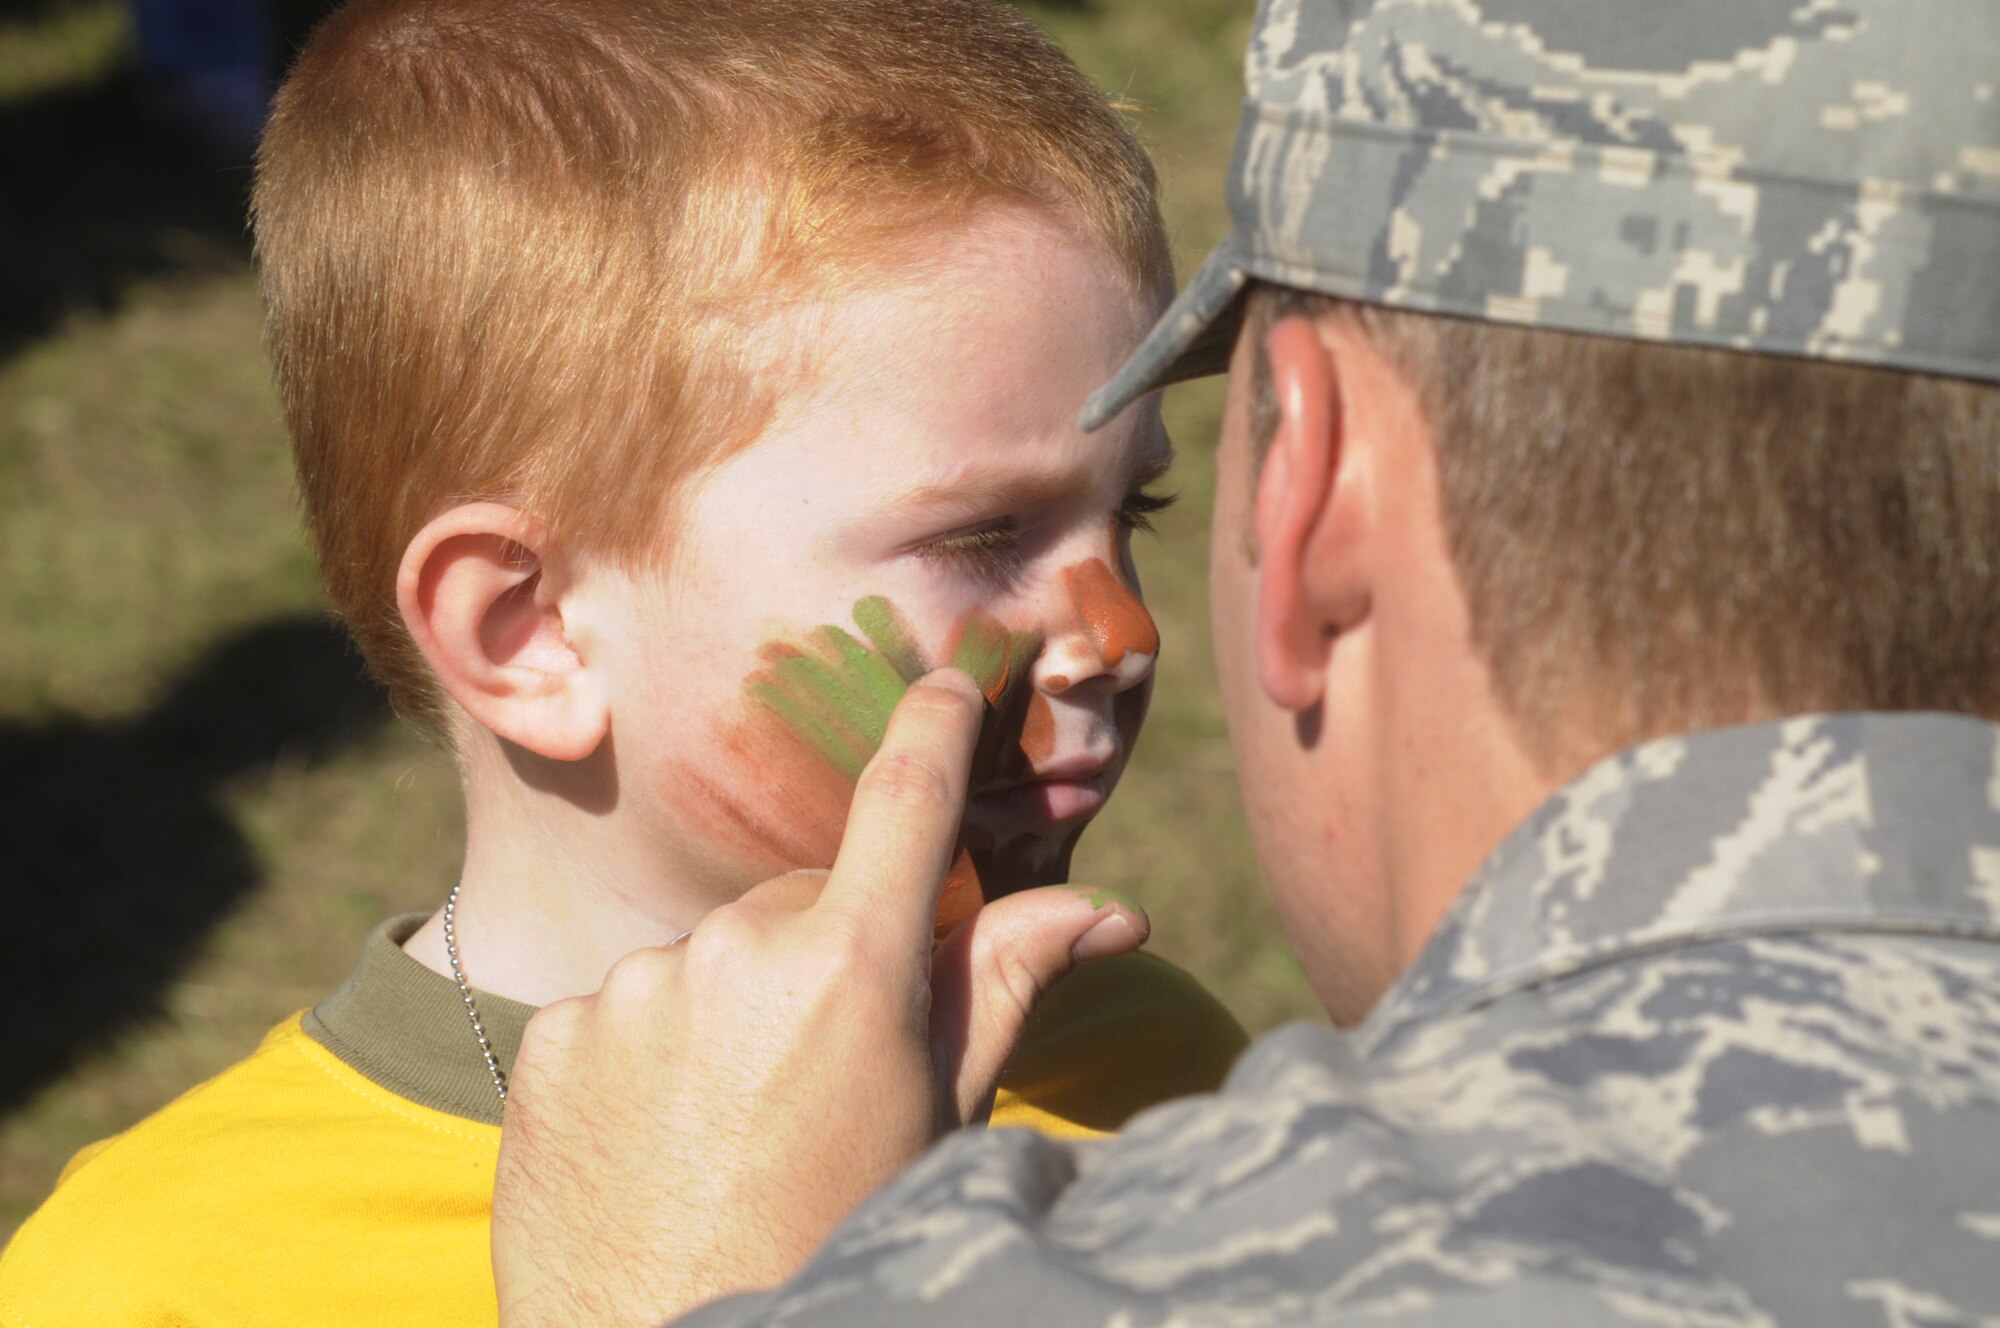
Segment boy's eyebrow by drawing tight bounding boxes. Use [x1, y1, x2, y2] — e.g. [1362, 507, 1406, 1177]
[891, 469, 1080, 521]
[887, 436, 1175, 524]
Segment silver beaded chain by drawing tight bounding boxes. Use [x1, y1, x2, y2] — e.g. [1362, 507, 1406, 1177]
[442, 881, 509, 1104]
[442, 885, 699, 1108]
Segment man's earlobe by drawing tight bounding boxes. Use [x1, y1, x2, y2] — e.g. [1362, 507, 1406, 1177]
[1253, 316, 1360, 713]
[396, 502, 610, 761]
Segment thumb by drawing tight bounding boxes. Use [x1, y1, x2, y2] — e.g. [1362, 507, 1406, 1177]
[928, 885, 1149, 1127]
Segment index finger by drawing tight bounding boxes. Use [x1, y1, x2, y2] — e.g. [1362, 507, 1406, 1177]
[820, 668, 985, 951]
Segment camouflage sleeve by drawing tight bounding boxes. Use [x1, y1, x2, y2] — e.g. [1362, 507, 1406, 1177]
[675, 937, 2000, 1326]
[668, 716, 2000, 1327]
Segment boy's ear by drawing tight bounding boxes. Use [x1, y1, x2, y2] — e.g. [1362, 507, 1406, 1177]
[397, 502, 610, 761]
[1252, 315, 1373, 713]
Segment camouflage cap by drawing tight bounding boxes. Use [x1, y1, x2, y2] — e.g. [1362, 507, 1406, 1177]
[1081, 0, 2000, 430]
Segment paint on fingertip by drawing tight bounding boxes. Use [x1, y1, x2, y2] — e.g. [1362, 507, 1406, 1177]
[1061, 883, 1140, 914]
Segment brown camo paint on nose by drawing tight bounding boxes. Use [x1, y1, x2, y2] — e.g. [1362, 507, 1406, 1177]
[1060, 557, 1159, 668]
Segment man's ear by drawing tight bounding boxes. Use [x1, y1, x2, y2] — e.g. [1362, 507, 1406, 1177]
[397, 502, 610, 761]
[1253, 315, 1372, 712]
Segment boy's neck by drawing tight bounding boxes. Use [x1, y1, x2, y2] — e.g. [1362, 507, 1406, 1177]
[401, 740, 711, 1008]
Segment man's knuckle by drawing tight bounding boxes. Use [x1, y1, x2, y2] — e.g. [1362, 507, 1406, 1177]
[526, 993, 579, 1033]
[516, 996, 582, 1064]
[676, 909, 755, 976]
[600, 946, 676, 1003]
[818, 911, 882, 975]
[689, 906, 751, 951]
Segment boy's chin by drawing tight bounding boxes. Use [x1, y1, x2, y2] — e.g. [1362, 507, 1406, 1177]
[961, 823, 1089, 901]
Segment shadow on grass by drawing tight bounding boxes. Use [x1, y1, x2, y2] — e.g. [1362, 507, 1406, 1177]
[0, 67, 250, 364]
[0, 0, 92, 21]
[0, 0, 345, 364]
[0, 615, 391, 1116]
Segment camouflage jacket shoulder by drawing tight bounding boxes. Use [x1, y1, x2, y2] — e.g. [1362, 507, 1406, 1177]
[685, 714, 2000, 1327]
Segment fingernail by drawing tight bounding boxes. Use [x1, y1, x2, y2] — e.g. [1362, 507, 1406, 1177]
[923, 667, 982, 699]
[1072, 912, 1140, 963]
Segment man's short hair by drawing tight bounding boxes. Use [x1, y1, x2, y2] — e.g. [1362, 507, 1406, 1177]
[254, 0, 1169, 728]
[1245, 284, 2000, 771]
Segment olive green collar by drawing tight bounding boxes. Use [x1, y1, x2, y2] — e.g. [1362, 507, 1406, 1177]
[303, 913, 535, 1127]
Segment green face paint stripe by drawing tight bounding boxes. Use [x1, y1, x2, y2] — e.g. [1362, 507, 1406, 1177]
[1003, 629, 1040, 696]
[764, 652, 885, 755]
[852, 597, 928, 684]
[753, 669, 870, 771]
[948, 619, 1044, 713]
[810, 625, 906, 744]
[749, 677, 869, 779]
[751, 597, 1043, 784]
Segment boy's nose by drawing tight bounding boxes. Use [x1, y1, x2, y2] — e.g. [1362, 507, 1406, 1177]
[1032, 556, 1158, 695]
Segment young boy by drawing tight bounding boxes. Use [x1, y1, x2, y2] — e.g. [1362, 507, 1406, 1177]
[0, 0, 1248, 1322]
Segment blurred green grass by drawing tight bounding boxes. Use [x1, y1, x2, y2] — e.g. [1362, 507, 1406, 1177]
[0, 0, 1320, 1236]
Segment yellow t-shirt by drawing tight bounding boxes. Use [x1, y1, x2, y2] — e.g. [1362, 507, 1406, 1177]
[0, 916, 1247, 1327]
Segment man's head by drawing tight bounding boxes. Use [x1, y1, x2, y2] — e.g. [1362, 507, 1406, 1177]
[1088, 0, 2000, 1021]
[255, 0, 1173, 917]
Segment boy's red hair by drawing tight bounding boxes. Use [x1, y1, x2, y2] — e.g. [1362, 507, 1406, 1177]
[254, 0, 1169, 726]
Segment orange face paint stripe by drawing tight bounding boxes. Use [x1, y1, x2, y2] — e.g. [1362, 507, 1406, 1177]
[1019, 692, 1057, 766]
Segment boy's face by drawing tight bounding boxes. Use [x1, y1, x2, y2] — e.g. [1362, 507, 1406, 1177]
[596, 208, 1168, 927]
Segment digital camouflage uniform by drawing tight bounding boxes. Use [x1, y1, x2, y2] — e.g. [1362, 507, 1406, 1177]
[683, 715, 2000, 1325]
[686, 1, 2000, 1324]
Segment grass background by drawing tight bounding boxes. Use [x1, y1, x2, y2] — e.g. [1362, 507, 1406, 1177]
[0, 0, 1323, 1238]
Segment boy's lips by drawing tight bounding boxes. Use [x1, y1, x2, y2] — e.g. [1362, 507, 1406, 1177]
[971, 751, 1116, 823]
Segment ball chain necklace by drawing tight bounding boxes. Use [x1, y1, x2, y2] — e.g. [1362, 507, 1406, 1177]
[443, 882, 697, 1108]
[442, 881, 511, 1103]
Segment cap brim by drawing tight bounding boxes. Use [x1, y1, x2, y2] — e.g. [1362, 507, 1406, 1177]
[1079, 239, 1251, 432]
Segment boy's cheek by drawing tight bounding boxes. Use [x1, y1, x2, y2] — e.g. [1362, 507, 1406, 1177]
[658, 594, 1054, 930]
[661, 704, 855, 888]
[1114, 671, 1153, 758]
[660, 705, 990, 937]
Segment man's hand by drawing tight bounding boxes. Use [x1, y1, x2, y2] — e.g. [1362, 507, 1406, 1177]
[491, 669, 1149, 1328]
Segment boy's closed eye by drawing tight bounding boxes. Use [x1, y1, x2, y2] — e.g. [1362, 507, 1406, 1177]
[913, 487, 1178, 578]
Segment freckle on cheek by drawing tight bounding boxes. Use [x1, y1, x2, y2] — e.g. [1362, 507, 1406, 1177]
[1062, 557, 1159, 667]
